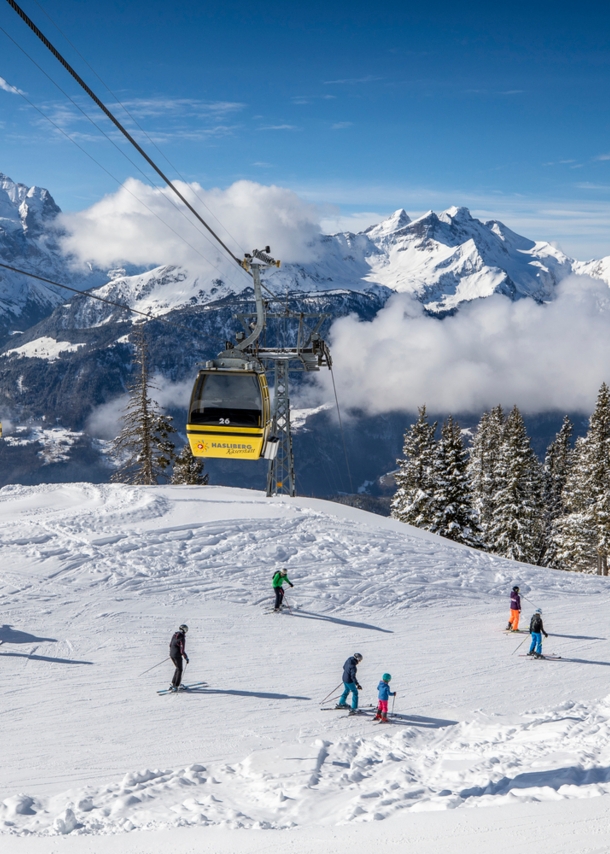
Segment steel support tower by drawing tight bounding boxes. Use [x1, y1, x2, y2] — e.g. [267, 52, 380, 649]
[266, 359, 295, 496]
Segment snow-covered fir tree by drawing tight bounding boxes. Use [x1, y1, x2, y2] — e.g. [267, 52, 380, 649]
[486, 406, 544, 564]
[540, 416, 573, 567]
[554, 383, 610, 573]
[467, 405, 505, 549]
[391, 406, 438, 527]
[428, 416, 482, 546]
[111, 325, 177, 485]
[171, 444, 209, 485]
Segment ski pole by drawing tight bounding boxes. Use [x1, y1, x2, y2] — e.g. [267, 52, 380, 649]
[522, 595, 539, 609]
[391, 694, 396, 716]
[138, 657, 169, 677]
[512, 635, 529, 655]
[321, 683, 343, 705]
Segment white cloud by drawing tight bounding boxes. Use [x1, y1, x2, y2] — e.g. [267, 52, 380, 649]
[320, 211, 384, 234]
[85, 376, 192, 440]
[312, 275, 610, 416]
[331, 122, 353, 130]
[86, 392, 129, 439]
[59, 178, 322, 269]
[323, 75, 381, 85]
[0, 76, 25, 96]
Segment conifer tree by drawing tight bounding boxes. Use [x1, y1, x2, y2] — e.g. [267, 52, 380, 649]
[486, 406, 544, 563]
[428, 416, 482, 546]
[391, 406, 438, 528]
[171, 444, 209, 485]
[540, 416, 573, 566]
[555, 383, 610, 573]
[467, 405, 505, 549]
[111, 325, 177, 485]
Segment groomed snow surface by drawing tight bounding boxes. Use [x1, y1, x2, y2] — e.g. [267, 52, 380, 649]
[2, 484, 610, 853]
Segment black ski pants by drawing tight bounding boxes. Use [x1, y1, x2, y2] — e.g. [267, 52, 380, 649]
[170, 652, 183, 687]
[274, 586, 284, 610]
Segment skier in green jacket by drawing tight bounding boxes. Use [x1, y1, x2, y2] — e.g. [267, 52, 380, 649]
[272, 567, 293, 611]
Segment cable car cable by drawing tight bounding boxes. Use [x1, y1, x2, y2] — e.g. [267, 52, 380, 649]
[5, 0, 246, 272]
[0, 24, 250, 295]
[0, 58, 248, 299]
[0, 261, 206, 335]
[30, 0, 248, 258]
[330, 365, 354, 494]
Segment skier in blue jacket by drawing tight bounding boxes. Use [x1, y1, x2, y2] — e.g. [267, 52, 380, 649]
[336, 653, 363, 713]
[375, 673, 396, 722]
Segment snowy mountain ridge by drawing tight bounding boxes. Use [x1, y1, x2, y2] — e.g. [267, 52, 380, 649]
[3, 171, 610, 337]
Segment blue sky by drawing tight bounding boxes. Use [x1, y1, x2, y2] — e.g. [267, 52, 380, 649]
[1, 0, 610, 257]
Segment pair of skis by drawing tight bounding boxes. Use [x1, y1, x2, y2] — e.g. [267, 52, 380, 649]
[157, 681, 208, 695]
[320, 705, 396, 723]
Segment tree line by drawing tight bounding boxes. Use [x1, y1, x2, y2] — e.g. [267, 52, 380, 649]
[110, 326, 208, 487]
[391, 383, 610, 574]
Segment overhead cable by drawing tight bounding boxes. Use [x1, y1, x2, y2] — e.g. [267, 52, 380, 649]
[5, 0, 245, 271]
[0, 261, 199, 333]
[0, 33, 248, 294]
[31, 0, 248, 257]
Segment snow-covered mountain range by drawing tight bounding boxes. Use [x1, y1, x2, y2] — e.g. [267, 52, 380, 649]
[0, 170, 609, 494]
[2, 172, 610, 337]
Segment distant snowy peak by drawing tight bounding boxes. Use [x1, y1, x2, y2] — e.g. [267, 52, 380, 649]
[0, 172, 60, 238]
[356, 205, 575, 312]
[574, 256, 610, 287]
[363, 208, 411, 239]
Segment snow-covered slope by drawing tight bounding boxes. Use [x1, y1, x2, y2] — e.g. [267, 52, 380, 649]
[1, 483, 610, 845]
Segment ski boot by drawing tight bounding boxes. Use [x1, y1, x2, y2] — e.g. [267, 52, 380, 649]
[374, 710, 382, 721]
[348, 709, 361, 716]
[379, 713, 389, 723]
[335, 703, 348, 710]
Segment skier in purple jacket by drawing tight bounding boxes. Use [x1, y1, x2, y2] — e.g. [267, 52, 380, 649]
[507, 585, 521, 631]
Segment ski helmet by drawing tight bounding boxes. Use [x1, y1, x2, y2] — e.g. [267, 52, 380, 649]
[512, 585, 520, 592]
[280, 569, 287, 576]
[179, 624, 189, 633]
[382, 673, 392, 682]
[354, 652, 363, 662]
[535, 608, 542, 615]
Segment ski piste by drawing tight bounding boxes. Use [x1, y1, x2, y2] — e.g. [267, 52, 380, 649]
[157, 681, 208, 695]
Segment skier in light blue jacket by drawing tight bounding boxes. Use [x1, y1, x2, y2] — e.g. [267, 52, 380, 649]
[375, 673, 396, 722]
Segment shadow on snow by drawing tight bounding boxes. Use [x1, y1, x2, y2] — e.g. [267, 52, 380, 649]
[0, 652, 93, 665]
[0, 624, 57, 644]
[289, 610, 393, 633]
[184, 688, 311, 700]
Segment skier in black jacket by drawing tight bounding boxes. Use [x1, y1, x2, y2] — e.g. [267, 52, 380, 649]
[528, 609, 548, 658]
[336, 653, 363, 713]
[169, 624, 189, 691]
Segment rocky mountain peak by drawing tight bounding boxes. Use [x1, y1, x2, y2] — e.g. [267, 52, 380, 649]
[364, 209, 411, 239]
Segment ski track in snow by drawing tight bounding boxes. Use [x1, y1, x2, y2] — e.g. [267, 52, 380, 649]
[1, 483, 610, 837]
